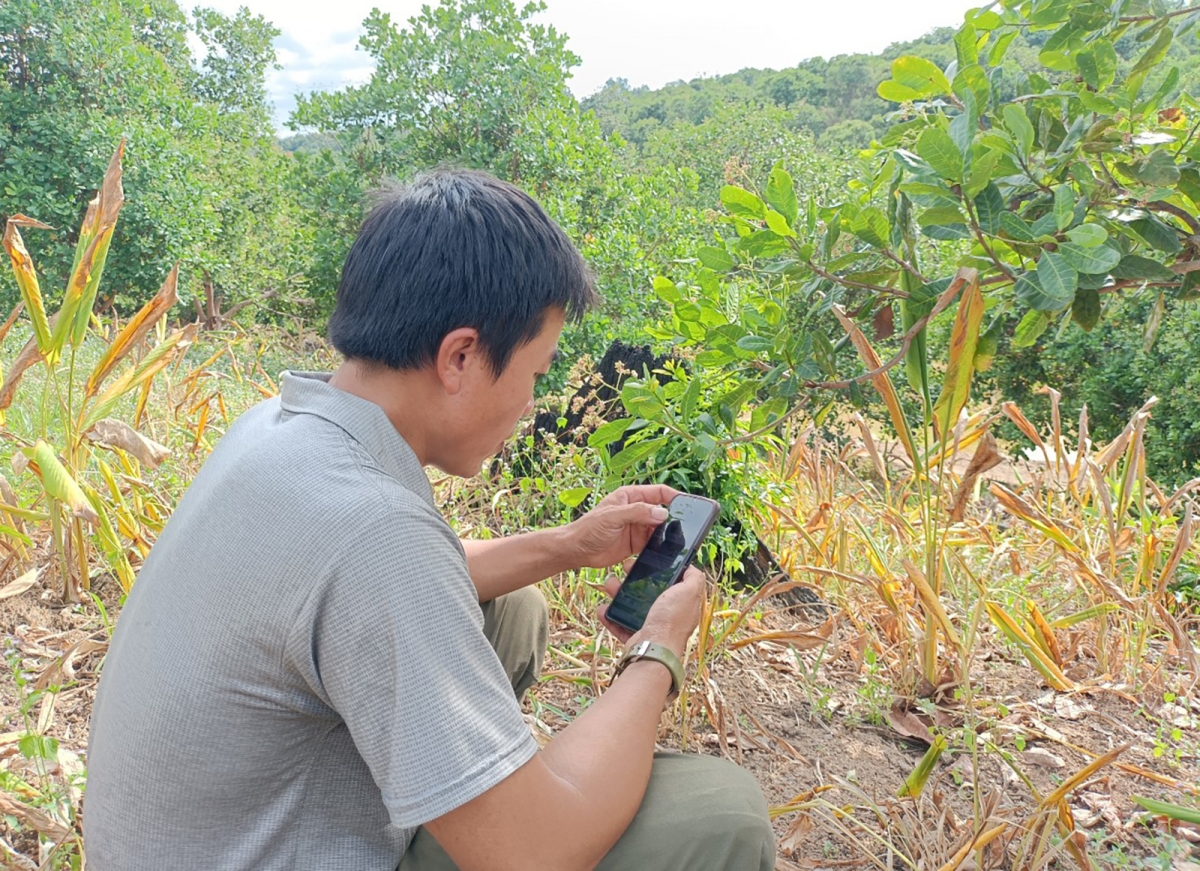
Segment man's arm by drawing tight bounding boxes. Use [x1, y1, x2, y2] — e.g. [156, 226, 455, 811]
[461, 530, 574, 602]
[423, 568, 704, 871]
[463, 484, 676, 602]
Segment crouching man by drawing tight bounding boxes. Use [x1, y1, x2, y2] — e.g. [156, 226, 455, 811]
[84, 169, 776, 870]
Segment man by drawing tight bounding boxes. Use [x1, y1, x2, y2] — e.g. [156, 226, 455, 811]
[85, 169, 775, 870]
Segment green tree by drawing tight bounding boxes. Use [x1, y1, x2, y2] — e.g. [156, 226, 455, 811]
[0, 0, 303, 314]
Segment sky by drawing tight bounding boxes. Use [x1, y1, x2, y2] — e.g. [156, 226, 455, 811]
[201, 0, 980, 130]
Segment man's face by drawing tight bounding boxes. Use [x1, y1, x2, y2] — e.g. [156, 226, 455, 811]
[451, 307, 564, 476]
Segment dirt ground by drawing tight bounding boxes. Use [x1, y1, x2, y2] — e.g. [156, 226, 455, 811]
[0, 568, 1197, 869]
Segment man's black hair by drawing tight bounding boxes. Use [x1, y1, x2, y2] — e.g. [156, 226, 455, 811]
[328, 168, 598, 376]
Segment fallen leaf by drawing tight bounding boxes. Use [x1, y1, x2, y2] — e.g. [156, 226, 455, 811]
[0, 568, 38, 600]
[887, 701, 935, 745]
[1022, 748, 1066, 769]
[1054, 694, 1091, 720]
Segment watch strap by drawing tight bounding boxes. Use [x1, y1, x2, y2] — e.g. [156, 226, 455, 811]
[614, 640, 684, 696]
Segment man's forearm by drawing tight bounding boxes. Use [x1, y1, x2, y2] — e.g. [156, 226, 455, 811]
[461, 528, 577, 602]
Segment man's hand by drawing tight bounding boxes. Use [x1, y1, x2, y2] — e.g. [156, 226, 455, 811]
[598, 562, 706, 655]
[561, 484, 679, 570]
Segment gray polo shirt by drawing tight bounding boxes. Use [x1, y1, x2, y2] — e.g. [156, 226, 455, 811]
[84, 372, 537, 869]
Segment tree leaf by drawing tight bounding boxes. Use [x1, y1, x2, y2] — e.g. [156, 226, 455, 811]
[1002, 103, 1035, 156]
[557, 487, 592, 509]
[1053, 184, 1075, 231]
[1130, 26, 1172, 84]
[697, 246, 734, 273]
[850, 207, 890, 248]
[720, 185, 765, 219]
[1144, 290, 1166, 352]
[916, 205, 965, 228]
[1065, 224, 1107, 247]
[84, 419, 171, 469]
[609, 437, 669, 473]
[1000, 212, 1035, 242]
[1060, 243, 1120, 275]
[916, 127, 963, 182]
[1111, 254, 1176, 282]
[952, 64, 990, 111]
[1034, 251, 1079, 310]
[878, 80, 922, 103]
[974, 183, 1004, 235]
[592, 419, 636, 450]
[1128, 215, 1182, 254]
[736, 335, 773, 353]
[763, 209, 796, 238]
[1071, 287, 1101, 331]
[890, 55, 951, 98]
[989, 30, 1018, 66]
[764, 164, 798, 226]
[1012, 309, 1050, 348]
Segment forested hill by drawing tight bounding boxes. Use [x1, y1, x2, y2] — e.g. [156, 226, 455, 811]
[583, 20, 1200, 152]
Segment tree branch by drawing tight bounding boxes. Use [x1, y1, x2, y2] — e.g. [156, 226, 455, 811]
[806, 260, 910, 298]
[1119, 4, 1200, 22]
[1148, 199, 1200, 236]
[883, 250, 929, 286]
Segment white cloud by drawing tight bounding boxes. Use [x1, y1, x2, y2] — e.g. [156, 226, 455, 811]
[199, 0, 978, 130]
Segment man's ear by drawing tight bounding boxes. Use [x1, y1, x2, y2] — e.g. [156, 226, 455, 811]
[435, 327, 482, 395]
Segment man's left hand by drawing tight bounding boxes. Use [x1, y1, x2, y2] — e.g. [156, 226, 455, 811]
[560, 484, 679, 570]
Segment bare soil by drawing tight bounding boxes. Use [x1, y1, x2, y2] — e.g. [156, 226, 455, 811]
[0, 569, 1197, 869]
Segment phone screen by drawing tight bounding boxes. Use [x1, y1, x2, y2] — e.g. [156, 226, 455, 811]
[605, 495, 720, 633]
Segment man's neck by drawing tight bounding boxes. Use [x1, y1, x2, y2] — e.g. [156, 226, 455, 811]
[327, 360, 436, 466]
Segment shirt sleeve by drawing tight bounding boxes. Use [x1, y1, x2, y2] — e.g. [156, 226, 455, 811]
[287, 499, 538, 828]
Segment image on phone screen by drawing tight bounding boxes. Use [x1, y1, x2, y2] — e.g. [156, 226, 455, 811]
[605, 495, 719, 632]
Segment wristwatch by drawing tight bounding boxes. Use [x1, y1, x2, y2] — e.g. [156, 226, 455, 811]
[613, 640, 685, 698]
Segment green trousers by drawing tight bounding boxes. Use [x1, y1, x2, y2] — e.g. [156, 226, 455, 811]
[399, 586, 777, 871]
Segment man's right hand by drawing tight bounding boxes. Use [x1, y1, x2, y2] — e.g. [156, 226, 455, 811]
[598, 564, 706, 658]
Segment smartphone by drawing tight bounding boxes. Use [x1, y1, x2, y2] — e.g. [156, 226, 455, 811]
[604, 493, 721, 633]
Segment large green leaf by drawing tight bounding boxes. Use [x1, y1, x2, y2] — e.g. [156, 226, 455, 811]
[851, 208, 890, 248]
[1072, 288, 1101, 331]
[1053, 184, 1075, 231]
[973, 183, 1004, 235]
[890, 55, 951, 98]
[697, 246, 734, 273]
[1002, 104, 1035, 156]
[1000, 212, 1035, 241]
[588, 418, 635, 449]
[764, 165, 798, 227]
[1111, 254, 1176, 282]
[1034, 251, 1079, 310]
[609, 437, 669, 474]
[1060, 243, 1120, 275]
[720, 185, 765, 219]
[916, 127, 963, 182]
[1130, 26, 1172, 84]
[1065, 224, 1107, 247]
[1128, 215, 1182, 254]
[1077, 38, 1117, 90]
[1012, 309, 1050, 348]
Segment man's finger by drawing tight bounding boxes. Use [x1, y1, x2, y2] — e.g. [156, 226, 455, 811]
[613, 483, 679, 506]
[607, 501, 668, 529]
[603, 574, 621, 598]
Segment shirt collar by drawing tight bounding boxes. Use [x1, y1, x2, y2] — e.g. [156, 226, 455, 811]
[278, 371, 435, 507]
